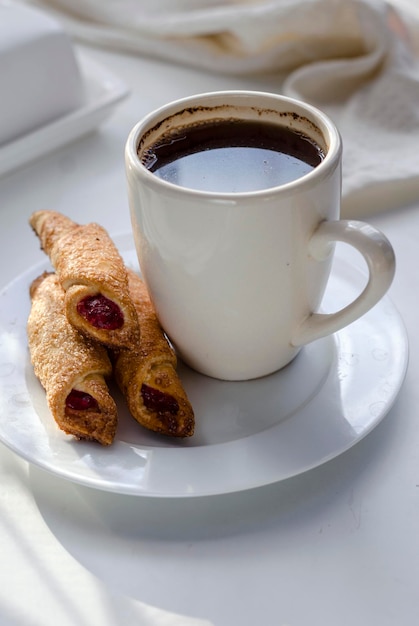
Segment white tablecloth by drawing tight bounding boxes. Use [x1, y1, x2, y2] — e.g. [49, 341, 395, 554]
[1, 2, 419, 625]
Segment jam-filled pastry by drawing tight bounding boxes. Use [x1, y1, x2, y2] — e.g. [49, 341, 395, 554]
[27, 272, 118, 445]
[113, 269, 195, 437]
[29, 210, 140, 350]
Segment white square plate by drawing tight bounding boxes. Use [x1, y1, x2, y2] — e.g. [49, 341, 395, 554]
[0, 50, 129, 177]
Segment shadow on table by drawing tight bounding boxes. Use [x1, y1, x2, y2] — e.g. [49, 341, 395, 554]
[28, 386, 405, 621]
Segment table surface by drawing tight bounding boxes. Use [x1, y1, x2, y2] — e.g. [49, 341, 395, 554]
[1, 14, 419, 626]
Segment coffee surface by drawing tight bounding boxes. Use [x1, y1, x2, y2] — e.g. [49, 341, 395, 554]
[141, 119, 325, 192]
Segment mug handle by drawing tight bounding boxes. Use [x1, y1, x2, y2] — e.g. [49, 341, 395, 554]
[292, 220, 396, 346]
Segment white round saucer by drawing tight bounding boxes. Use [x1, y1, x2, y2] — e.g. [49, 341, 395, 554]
[0, 234, 408, 497]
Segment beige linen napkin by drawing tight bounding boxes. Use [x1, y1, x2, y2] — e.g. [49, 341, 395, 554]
[19, 0, 419, 217]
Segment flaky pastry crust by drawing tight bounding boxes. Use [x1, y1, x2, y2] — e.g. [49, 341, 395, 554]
[27, 272, 117, 445]
[113, 270, 194, 437]
[29, 210, 140, 350]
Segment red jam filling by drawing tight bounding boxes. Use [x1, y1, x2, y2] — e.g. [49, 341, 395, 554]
[77, 294, 124, 330]
[66, 389, 99, 411]
[141, 384, 179, 416]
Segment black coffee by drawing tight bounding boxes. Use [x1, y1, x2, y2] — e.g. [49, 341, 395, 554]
[141, 118, 325, 193]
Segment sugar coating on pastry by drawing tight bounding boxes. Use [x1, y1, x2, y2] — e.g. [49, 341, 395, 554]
[113, 269, 195, 437]
[29, 210, 141, 350]
[27, 272, 118, 445]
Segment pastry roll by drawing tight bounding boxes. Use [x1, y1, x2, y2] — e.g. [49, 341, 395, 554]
[113, 270, 195, 437]
[29, 210, 140, 350]
[27, 272, 118, 445]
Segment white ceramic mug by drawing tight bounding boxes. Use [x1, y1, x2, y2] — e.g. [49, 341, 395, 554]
[125, 91, 395, 381]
